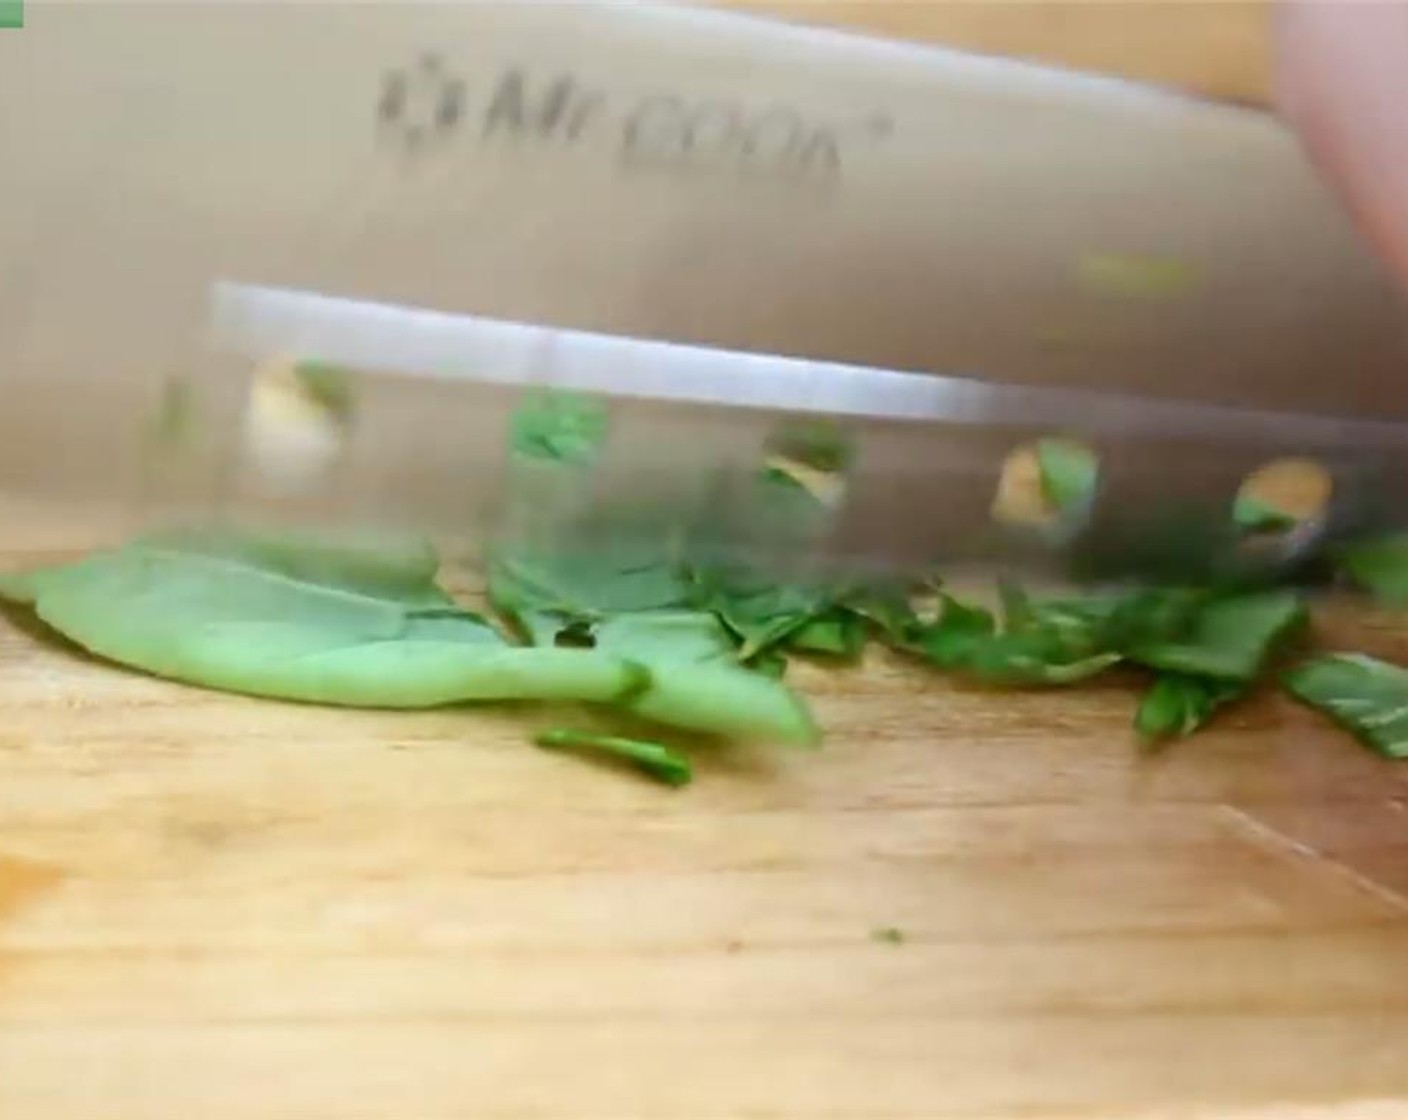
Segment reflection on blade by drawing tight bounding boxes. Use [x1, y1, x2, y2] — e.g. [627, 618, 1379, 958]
[204, 281, 1408, 583]
[211, 281, 1408, 448]
[9, 278, 1408, 587]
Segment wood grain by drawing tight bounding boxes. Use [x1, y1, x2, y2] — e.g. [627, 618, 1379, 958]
[2, 500, 1408, 1119]
[4, 5, 1408, 1119]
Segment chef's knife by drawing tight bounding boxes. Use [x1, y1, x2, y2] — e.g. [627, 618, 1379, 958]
[2, 1, 1407, 581]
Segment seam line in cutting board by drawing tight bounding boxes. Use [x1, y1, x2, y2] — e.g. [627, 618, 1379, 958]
[1220, 805, 1408, 914]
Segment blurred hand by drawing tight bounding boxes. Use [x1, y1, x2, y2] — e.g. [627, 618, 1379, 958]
[1276, 1, 1408, 292]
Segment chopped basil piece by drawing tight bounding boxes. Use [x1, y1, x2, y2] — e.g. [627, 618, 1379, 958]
[1034, 438, 1099, 515]
[1127, 589, 1306, 683]
[1337, 535, 1408, 606]
[1135, 674, 1242, 744]
[1233, 494, 1297, 534]
[1285, 653, 1408, 759]
[535, 729, 692, 787]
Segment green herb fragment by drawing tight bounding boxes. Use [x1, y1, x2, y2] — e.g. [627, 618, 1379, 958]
[968, 642, 1121, 686]
[750, 649, 789, 679]
[585, 611, 818, 745]
[766, 418, 852, 474]
[870, 926, 906, 945]
[627, 661, 820, 745]
[919, 585, 1122, 686]
[919, 594, 997, 670]
[1128, 589, 1306, 683]
[692, 564, 832, 661]
[685, 460, 846, 660]
[1034, 438, 1098, 515]
[786, 609, 867, 660]
[1284, 653, 1408, 759]
[1232, 494, 1296, 534]
[1094, 588, 1208, 651]
[294, 361, 356, 422]
[487, 389, 821, 746]
[841, 583, 923, 649]
[509, 389, 608, 464]
[488, 545, 691, 644]
[534, 728, 692, 787]
[0, 568, 41, 606]
[1337, 536, 1408, 606]
[0, 529, 644, 708]
[1134, 673, 1242, 744]
[589, 609, 737, 665]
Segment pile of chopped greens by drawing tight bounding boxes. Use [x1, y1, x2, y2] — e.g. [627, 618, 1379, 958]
[3, 399, 1408, 785]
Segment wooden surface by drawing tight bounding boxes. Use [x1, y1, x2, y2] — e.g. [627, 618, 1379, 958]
[6, 5, 1408, 1120]
[4, 525, 1408, 1120]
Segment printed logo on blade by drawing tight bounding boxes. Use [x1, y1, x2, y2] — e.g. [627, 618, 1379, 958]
[375, 49, 893, 192]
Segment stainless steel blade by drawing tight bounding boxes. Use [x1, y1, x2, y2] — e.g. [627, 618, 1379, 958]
[180, 281, 1408, 581]
[3, 1, 1408, 582]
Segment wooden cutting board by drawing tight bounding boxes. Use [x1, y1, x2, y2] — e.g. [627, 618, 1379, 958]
[5, 4, 1408, 1118]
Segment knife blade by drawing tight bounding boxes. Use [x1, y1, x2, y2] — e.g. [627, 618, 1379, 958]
[149, 278, 1408, 583]
[2, 1, 1407, 583]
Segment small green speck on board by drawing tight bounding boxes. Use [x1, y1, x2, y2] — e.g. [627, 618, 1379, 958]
[871, 926, 905, 945]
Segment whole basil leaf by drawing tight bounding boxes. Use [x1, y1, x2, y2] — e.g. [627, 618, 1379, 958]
[0, 530, 643, 708]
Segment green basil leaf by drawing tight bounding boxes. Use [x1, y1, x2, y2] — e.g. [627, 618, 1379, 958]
[921, 584, 1121, 686]
[1128, 589, 1306, 682]
[535, 728, 693, 787]
[918, 595, 998, 669]
[1134, 673, 1242, 743]
[965, 638, 1120, 686]
[1232, 494, 1296, 534]
[766, 419, 852, 474]
[750, 649, 789, 679]
[1284, 653, 1408, 759]
[1337, 535, 1408, 606]
[626, 661, 820, 746]
[509, 390, 608, 465]
[1097, 588, 1210, 651]
[841, 583, 923, 649]
[488, 545, 692, 644]
[294, 362, 356, 423]
[690, 564, 832, 661]
[1034, 438, 1098, 514]
[0, 530, 643, 708]
[786, 609, 867, 660]
[590, 610, 736, 665]
[589, 610, 817, 745]
[0, 569, 42, 606]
